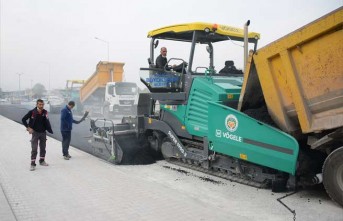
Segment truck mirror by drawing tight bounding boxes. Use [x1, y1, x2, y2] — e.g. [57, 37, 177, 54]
[206, 46, 212, 54]
[154, 40, 159, 49]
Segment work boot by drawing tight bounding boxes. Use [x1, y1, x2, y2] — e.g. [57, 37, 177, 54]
[39, 161, 49, 166]
[64, 156, 69, 160]
[30, 165, 36, 171]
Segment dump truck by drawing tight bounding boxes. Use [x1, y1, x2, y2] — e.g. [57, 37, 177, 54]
[90, 7, 343, 207]
[239, 7, 343, 205]
[80, 61, 139, 117]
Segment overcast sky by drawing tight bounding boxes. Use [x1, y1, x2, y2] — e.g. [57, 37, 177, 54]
[0, 0, 341, 91]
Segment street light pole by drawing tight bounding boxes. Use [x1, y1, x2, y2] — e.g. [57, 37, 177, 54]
[16, 73, 24, 100]
[94, 37, 110, 62]
[30, 79, 33, 99]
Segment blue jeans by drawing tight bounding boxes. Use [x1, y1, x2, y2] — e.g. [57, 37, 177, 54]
[61, 131, 71, 156]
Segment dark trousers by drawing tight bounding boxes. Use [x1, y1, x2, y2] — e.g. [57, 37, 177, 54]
[31, 131, 47, 165]
[61, 131, 71, 156]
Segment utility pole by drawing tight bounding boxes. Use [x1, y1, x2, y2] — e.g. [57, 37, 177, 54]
[16, 73, 24, 100]
[95, 36, 112, 89]
[31, 79, 33, 99]
[95, 37, 110, 62]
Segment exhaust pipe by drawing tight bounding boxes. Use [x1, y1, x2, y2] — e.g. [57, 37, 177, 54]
[244, 20, 250, 72]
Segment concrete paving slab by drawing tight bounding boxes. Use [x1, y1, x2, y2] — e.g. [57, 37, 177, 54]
[0, 184, 16, 221]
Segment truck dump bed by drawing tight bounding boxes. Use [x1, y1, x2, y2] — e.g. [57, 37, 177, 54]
[80, 61, 124, 103]
[240, 7, 343, 134]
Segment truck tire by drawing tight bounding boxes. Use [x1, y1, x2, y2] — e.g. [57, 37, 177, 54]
[323, 146, 343, 207]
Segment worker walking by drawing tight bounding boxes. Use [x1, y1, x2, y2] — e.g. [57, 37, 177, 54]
[22, 99, 53, 171]
[60, 101, 88, 160]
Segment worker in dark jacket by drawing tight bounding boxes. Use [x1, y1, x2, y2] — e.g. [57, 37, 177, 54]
[155, 47, 187, 73]
[60, 101, 88, 160]
[155, 47, 168, 69]
[22, 99, 53, 171]
[219, 60, 243, 75]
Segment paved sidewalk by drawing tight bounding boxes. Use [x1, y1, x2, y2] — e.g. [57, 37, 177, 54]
[0, 115, 342, 221]
[0, 115, 247, 221]
[0, 184, 16, 221]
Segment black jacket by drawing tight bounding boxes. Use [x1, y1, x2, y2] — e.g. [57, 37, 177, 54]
[22, 107, 53, 134]
[155, 54, 167, 69]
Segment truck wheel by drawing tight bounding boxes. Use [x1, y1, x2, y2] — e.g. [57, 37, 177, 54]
[323, 146, 343, 207]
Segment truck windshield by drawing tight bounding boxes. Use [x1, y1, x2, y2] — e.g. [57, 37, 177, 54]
[114, 83, 138, 95]
[192, 41, 245, 74]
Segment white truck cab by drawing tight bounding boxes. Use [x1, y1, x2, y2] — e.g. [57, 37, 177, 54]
[104, 82, 139, 117]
